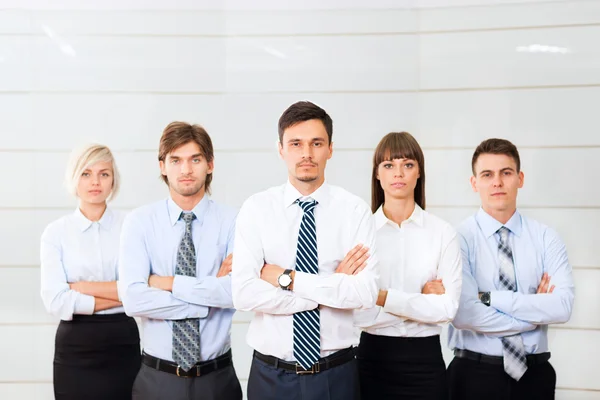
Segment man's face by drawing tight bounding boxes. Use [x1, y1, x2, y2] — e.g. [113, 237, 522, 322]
[278, 119, 332, 185]
[471, 153, 524, 214]
[160, 141, 213, 198]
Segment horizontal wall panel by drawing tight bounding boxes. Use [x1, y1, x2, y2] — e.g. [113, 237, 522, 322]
[1, 35, 418, 93]
[419, 1, 600, 32]
[416, 86, 600, 148]
[555, 389, 600, 400]
[0, 384, 53, 400]
[0, 92, 418, 151]
[0, 9, 417, 36]
[224, 35, 418, 92]
[420, 26, 600, 90]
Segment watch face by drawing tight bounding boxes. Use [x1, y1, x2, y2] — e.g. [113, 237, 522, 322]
[278, 274, 292, 287]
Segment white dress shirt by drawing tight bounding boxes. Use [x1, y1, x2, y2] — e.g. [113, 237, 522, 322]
[232, 181, 379, 361]
[355, 205, 462, 337]
[40, 207, 126, 321]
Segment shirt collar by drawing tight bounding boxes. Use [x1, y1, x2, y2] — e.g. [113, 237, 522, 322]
[374, 203, 424, 230]
[73, 207, 114, 232]
[475, 207, 523, 238]
[167, 195, 210, 227]
[283, 180, 331, 209]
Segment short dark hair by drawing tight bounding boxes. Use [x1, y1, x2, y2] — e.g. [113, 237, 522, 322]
[278, 101, 333, 143]
[158, 121, 214, 194]
[371, 132, 426, 213]
[472, 138, 521, 175]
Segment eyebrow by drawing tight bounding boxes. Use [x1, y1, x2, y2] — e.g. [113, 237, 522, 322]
[169, 153, 204, 159]
[479, 167, 515, 176]
[287, 138, 326, 143]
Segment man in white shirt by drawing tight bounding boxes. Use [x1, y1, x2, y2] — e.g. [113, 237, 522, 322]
[232, 101, 379, 400]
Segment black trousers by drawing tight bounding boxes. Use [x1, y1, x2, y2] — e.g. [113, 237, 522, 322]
[447, 356, 556, 400]
[53, 313, 141, 400]
[247, 352, 360, 400]
[357, 332, 448, 400]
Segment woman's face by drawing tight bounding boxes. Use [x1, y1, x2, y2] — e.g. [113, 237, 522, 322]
[376, 158, 420, 202]
[76, 161, 114, 205]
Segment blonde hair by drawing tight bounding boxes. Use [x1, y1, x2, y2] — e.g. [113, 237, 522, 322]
[65, 144, 120, 201]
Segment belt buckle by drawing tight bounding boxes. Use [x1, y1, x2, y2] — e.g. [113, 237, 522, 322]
[295, 362, 320, 375]
[176, 366, 199, 378]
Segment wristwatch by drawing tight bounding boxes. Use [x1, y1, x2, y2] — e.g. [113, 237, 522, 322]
[480, 291, 491, 307]
[278, 269, 293, 290]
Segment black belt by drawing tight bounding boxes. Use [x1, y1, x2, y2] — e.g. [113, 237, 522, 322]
[253, 347, 356, 375]
[142, 349, 232, 378]
[454, 349, 551, 367]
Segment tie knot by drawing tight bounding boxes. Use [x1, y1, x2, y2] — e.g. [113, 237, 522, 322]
[296, 199, 318, 213]
[181, 212, 196, 225]
[497, 226, 510, 241]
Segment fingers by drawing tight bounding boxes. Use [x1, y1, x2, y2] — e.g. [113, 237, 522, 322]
[352, 252, 370, 275]
[336, 244, 362, 272]
[537, 273, 551, 294]
[421, 281, 445, 295]
[549, 285, 556, 293]
[336, 245, 369, 275]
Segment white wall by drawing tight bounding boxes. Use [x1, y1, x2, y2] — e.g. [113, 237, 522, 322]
[0, 0, 598, 398]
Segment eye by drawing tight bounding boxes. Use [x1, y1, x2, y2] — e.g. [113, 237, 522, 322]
[291, 142, 300, 147]
[405, 162, 414, 169]
[101, 173, 111, 177]
[171, 159, 179, 164]
[81, 172, 90, 177]
[382, 163, 393, 169]
[482, 173, 491, 178]
[503, 171, 512, 176]
[313, 142, 322, 147]
[192, 158, 200, 163]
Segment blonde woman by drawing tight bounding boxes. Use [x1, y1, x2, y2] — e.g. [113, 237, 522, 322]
[40, 144, 140, 400]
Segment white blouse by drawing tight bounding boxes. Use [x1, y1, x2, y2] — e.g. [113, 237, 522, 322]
[40, 207, 126, 321]
[355, 204, 462, 337]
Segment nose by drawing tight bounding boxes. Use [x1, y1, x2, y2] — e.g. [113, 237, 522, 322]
[181, 160, 193, 174]
[394, 165, 404, 178]
[492, 174, 502, 187]
[301, 143, 314, 160]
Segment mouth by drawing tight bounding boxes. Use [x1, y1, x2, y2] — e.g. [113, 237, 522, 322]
[491, 192, 506, 197]
[391, 182, 406, 188]
[299, 164, 316, 168]
[88, 190, 102, 195]
[179, 179, 195, 183]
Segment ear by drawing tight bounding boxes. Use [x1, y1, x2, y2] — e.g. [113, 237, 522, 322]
[327, 141, 333, 160]
[518, 170, 524, 189]
[207, 160, 214, 175]
[470, 175, 478, 193]
[278, 141, 284, 160]
[159, 160, 167, 177]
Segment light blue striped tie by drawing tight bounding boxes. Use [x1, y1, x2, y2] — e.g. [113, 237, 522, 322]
[172, 212, 201, 371]
[293, 199, 321, 371]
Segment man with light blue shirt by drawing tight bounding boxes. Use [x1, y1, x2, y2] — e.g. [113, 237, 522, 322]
[119, 122, 242, 400]
[448, 138, 575, 399]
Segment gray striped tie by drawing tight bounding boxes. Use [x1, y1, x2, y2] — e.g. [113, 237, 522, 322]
[293, 199, 321, 371]
[172, 212, 201, 371]
[497, 226, 528, 381]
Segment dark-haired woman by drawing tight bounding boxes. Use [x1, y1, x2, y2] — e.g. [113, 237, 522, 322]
[355, 132, 462, 399]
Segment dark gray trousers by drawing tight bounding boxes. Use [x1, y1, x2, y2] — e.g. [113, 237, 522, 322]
[132, 363, 242, 400]
[247, 356, 360, 400]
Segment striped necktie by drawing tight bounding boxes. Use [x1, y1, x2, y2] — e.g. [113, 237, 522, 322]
[293, 199, 321, 371]
[497, 226, 528, 381]
[172, 212, 201, 371]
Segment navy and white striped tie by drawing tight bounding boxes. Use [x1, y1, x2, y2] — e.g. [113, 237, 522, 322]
[497, 226, 528, 381]
[293, 199, 321, 371]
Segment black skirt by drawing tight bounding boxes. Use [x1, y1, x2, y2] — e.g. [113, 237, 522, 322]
[357, 332, 448, 400]
[54, 313, 141, 400]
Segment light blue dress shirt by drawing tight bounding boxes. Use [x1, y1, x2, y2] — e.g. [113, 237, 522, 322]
[448, 208, 575, 356]
[119, 196, 237, 362]
[40, 207, 126, 321]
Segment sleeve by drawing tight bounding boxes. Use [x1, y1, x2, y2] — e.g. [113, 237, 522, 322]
[172, 213, 237, 309]
[382, 226, 463, 323]
[489, 228, 575, 325]
[293, 202, 379, 310]
[231, 197, 319, 315]
[119, 212, 209, 320]
[451, 232, 538, 337]
[40, 224, 95, 321]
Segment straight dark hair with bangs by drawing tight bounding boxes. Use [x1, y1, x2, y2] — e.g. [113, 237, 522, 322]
[371, 132, 426, 213]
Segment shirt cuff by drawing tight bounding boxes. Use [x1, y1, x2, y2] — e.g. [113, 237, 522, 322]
[74, 293, 95, 315]
[381, 289, 409, 315]
[293, 271, 319, 300]
[172, 275, 194, 301]
[490, 290, 514, 315]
